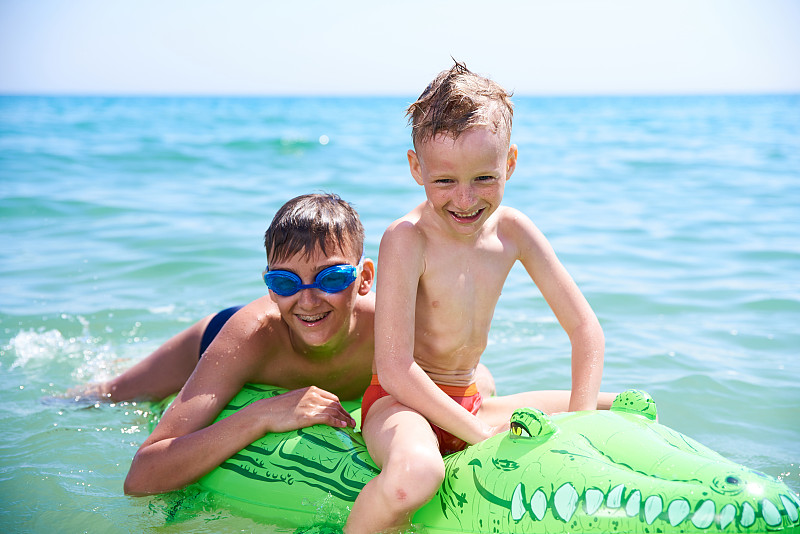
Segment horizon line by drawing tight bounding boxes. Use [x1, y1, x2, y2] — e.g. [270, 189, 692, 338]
[2, 90, 799, 99]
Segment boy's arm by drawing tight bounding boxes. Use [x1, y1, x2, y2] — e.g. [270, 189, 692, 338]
[374, 222, 496, 444]
[510, 210, 604, 412]
[123, 315, 354, 495]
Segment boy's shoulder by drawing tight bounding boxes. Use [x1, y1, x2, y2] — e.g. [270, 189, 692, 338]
[495, 204, 530, 221]
[378, 207, 430, 269]
[233, 297, 286, 336]
[492, 206, 550, 250]
[495, 205, 538, 227]
[384, 203, 427, 238]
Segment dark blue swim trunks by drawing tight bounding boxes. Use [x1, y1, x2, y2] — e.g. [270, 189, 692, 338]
[199, 305, 243, 358]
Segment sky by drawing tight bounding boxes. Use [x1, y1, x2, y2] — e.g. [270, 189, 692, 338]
[1, 0, 799, 97]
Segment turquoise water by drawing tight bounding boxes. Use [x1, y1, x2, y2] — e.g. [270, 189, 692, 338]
[1, 94, 798, 532]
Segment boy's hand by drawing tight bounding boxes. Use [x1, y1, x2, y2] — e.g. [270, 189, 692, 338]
[259, 386, 356, 433]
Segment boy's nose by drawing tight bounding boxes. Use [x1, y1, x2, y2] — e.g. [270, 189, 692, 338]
[296, 287, 321, 307]
[454, 185, 476, 209]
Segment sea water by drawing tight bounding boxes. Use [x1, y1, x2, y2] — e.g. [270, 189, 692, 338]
[1, 94, 798, 532]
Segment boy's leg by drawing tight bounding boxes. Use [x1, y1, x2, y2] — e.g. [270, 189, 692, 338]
[477, 390, 618, 428]
[76, 314, 215, 402]
[345, 397, 445, 534]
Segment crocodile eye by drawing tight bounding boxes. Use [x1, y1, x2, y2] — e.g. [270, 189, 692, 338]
[510, 422, 531, 438]
[726, 476, 740, 485]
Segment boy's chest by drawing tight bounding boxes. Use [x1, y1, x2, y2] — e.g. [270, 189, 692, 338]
[421, 237, 514, 298]
[415, 263, 506, 360]
[249, 337, 373, 400]
[251, 360, 371, 401]
[418, 249, 514, 321]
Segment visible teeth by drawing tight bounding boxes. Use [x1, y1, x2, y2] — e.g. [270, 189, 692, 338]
[530, 489, 547, 521]
[741, 502, 755, 528]
[453, 209, 480, 218]
[511, 484, 526, 521]
[762, 498, 782, 527]
[553, 483, 578, 522]
[667, 499, 690, 527]
[298, 313, 326, 322]
[585, 489, 604, 515]
[719, 504, 736, 530]
[644, 495, 663, 525]
[691, 500, 715, 529]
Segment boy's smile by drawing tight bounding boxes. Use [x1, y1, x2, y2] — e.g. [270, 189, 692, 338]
[408, 127, 517, 235]
[296, 311, 330, 324]
[449, 207, 484, 224]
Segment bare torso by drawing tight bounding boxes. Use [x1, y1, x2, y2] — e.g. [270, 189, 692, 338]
[403, 205, 518, 386]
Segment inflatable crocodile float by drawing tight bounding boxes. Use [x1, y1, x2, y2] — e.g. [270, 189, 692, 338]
[183, 385, 799, 532]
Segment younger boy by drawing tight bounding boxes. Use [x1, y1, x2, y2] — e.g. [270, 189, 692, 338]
[345, 62, 609, 533]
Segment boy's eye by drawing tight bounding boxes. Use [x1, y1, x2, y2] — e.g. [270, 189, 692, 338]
[476, 175, 495, 181]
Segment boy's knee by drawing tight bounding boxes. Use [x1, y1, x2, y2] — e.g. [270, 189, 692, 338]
[380, 447, 444, 510]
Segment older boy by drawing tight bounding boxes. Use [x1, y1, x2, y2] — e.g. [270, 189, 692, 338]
[345, 62, 610, 533]
[124, 193, 377, 495]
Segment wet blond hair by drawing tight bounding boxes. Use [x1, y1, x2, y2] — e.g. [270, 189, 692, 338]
[406, 60, 514, 149]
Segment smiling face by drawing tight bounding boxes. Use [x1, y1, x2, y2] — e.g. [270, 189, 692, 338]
[267, 245, 373, 352]
[408, 127, 517, 237]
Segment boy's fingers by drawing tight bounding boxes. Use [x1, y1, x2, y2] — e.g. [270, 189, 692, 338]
[281, 388, 354, 429]
[317, 403, 356, 428]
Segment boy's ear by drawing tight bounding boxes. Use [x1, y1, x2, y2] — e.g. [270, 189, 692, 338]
[407, 149, 424, 186]
[506, 144, 518, 180]
[357, 259, 375, 295]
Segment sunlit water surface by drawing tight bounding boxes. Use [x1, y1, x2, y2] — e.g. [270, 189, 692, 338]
[1, 95, 798, 532]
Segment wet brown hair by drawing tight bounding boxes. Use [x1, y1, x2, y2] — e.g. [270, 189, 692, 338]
[264, 193, 364, 266]
[406, 60, 514, 149]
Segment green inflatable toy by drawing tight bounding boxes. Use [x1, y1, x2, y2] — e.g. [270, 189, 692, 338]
[183, 385, 800, 532]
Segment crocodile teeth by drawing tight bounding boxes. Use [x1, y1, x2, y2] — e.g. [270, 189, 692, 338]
[741, 501, 755, 527]
[762, 498, 782, 527]
[691, 500, 715, 529]
[585, 488, 604, 515]
[607, 484, 624, 508]
[530, 489, 547, 521]
[782, 494, 799, 523]
[511, 483, 526, 521]
[625, 490, 641, 517]
[719, 503, 736, 530]
[668, 499, 690, 527]
[554, 483, 578, 522]
[644, 495, 663, 525]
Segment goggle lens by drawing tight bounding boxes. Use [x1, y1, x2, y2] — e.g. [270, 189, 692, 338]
[263, 264, 359, 296]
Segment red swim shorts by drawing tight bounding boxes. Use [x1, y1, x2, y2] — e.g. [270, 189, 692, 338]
[361, 375, 483, 455]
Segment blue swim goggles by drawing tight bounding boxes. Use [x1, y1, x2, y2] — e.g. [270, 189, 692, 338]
[262, 256, 363, 297]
